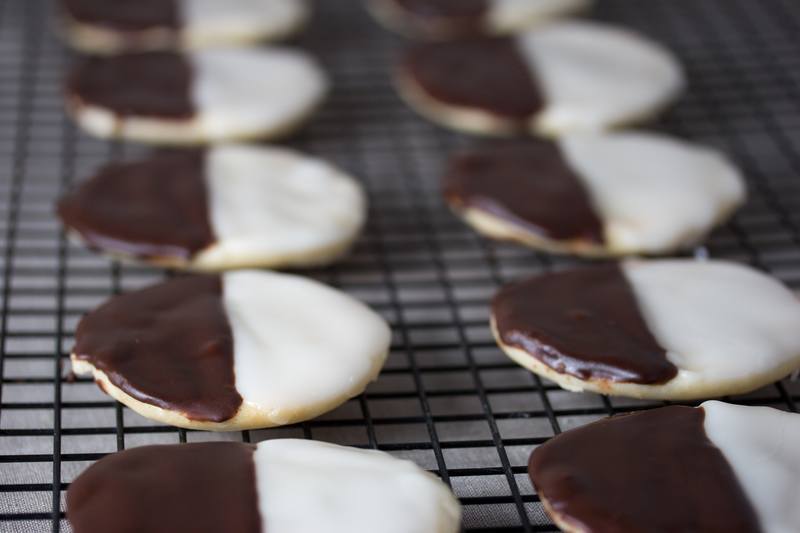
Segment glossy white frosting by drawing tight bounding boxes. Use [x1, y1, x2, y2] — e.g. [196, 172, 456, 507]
[561, 132, 745, 254]
[518, 21, 685, 134]
[624, 260, 800, 396]
[191, 48, 327, 141]
[195, 145, 365, 269]
[71, 47, 327, 144]
[223, 271, 391, 426]
[703, 401, 800, 533]
[254, 439, 461, 533]
[181, 0, 308, 46]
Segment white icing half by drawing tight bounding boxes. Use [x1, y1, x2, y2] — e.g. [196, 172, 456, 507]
[223, 271, 391, 425]
[703, 401, 800, 533]
[560, 132, 745, 254]
[191, 48, 327, 141]
[517, 21, 685, 134]
[623, 260, 800, 395]
[254, 439, 461, 533]
[195, 145, 365, 269]
[488, 0, 591, 33]
[181, 0, 308, 47]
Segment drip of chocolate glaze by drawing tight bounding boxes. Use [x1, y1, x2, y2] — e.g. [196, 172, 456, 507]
[492, 263, 677, 384]
[402, 37, 543, 122]
[67, 442, 262, 533]
[72, 275, 242, 422]
[529, 406, 762, 533]
[443, 142, 604, 244]
[66, 52, 195, 118]
[57, 150, 215, 262]
[62, 0, 179, 32]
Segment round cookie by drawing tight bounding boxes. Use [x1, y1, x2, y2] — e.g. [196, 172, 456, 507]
[443, 133, 746, 257]
[65, 48, 328, 145]
[491, 259, 800, 400]
[529, 401, 800, 533]
[70, 271, 391, 430]
[57, 145, 365, 271]
[67, 439, 462, 533]
[61, 0, 310, 54]
[396, 21, 685, 136]
[367, 0, 592, 40]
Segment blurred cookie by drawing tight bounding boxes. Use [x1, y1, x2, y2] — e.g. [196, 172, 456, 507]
[529, 401, 800, 533]
[68, 439, 461, 533]
[367, 0, 591, 40]
[61, 0, 309, 54]
[58, 145, 364, 270]
[491, 260, 800, 400]
[70, 272, 391, 430]
[397, 21, 684, 136]
[65, 48, 327, 144]
[443, 133, 745, 256]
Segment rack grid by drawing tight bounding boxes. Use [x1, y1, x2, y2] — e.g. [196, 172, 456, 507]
[1, 0, 800, 531]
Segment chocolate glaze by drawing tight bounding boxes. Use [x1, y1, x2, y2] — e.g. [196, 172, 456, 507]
[67, 442, 262, 533]
[72, 275, 242, 422]
[443, 142, 604, 244]
[392, 0, 487, 36]
[62, 0, 179, 32]
[402, 37, 543, 121]
[529, 406, 761, 533]
[492, 264, 677, 384]
[57, 150, 214, 261]
[66, 52, 195, 118]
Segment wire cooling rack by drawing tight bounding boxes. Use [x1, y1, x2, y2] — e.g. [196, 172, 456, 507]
[1, 0, 800, 531]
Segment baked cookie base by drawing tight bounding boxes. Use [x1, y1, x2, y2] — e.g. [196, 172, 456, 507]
[537, 495, 583, 533]
[491, 318, 800, 400]
[61, 10, 309, 55]
[66, 95, 325, 146]
[71, 346, 387, 430]
[451, 195, 743, 258]
[66, 230, 360, 272]
[395, 69, 680, 138]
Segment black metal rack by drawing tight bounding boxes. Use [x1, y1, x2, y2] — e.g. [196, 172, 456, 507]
[1, 0, 799, 531]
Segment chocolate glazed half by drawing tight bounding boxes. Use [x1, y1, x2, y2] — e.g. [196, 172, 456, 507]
[72, 275, 242, 422]
[443, 142, 604, 245]
[66, 52, 195, 118]
[529, 406, 761, 533]
[492, 264, 677, 384]
[57, 150, 215, 262]
[67, 442, 262, 533]
[401, 36, 544, 123]
[62, 0, 180, 32]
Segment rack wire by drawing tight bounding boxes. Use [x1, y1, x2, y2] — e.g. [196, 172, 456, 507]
[1, 0, 799, 531]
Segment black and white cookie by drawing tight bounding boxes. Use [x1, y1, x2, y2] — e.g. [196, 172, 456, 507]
[68, 439, 461, 533]
[397, 21, 685, 136]
[491, 260, 800, 400]
[65, 48, 327, 144]
[70, 272, 391, 430]
[61, 0, 309, 54]
[58, 145, 364, 270]
[367, 0, 591, 40]
[443, 133, 745, 256]
[529, 401, 800, 533]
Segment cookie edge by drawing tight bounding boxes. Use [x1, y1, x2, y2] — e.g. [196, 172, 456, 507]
[70, 344, 388, 430]
[60, 4, 310, 55]
[490, 316, 800, 400]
